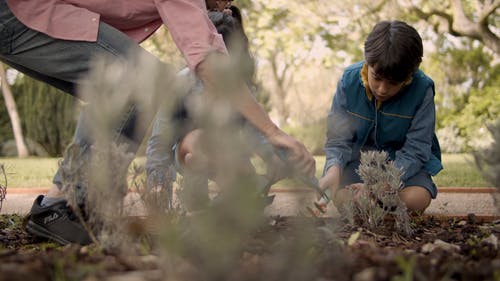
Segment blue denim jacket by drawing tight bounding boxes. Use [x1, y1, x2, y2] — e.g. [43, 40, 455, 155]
[323, 61, 443, 181]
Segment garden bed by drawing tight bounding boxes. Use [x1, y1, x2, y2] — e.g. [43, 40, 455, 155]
[1, 213, 499, 281]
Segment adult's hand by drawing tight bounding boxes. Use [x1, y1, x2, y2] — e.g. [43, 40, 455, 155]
[266, 130, 316, 178]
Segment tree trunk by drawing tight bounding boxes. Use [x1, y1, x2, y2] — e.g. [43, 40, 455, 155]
[270, 52, 291, 126]
[0, 63, 29, 157]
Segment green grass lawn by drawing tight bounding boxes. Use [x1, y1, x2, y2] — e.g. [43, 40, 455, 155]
[432, 153, 491, 187]
[0, 157, 59, 188]
[0, 153, 492, 188]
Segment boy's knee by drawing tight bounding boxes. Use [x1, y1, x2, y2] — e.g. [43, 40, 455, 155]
[399, 186, 431, 212]
[183, 152, 193, 167]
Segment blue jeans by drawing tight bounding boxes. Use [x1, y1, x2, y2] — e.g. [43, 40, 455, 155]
[145, 105, 192, 186]
[0, 0, 166, 201]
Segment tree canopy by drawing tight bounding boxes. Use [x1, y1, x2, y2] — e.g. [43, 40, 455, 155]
[0, 0, 498, 155]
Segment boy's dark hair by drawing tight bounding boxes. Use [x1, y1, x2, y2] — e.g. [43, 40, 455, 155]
[208, 7, 255, 85]
[364, 20, 423, 82]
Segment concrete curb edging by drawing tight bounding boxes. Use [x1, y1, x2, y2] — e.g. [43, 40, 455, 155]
[1, 187, 498, 220]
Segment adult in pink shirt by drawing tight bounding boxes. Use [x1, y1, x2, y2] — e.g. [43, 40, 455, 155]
[0, 0, 315, 245]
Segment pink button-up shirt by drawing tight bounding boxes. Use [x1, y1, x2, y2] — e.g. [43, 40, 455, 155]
[6, 0, 227, 70]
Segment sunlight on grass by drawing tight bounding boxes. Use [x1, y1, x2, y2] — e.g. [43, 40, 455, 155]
[433, 153, 490, 187]
[0, 158, 59, 188]
[0, 153, 492, 188]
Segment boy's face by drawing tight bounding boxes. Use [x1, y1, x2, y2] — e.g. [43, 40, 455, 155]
[206, 0, 233, 11]
[367, 65, 406, 102]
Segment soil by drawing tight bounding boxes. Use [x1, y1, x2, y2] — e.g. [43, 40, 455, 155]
[1, 213, 499, 281]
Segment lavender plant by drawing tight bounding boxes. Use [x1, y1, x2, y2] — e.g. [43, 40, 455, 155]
[340, 150, 413, 236]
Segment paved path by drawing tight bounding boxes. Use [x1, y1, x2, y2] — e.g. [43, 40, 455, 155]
[1, 187, 498, 220]
[266, 188, 499, 219]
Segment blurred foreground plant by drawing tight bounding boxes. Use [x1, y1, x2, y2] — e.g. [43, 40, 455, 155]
[52, 48, 340, 280]
[58, 50, 180, 250]
[474, 118, 500, 213]
[155, 53, 325, 280]
[0, 164, 6, 212]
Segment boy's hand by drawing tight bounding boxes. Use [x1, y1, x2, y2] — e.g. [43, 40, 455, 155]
[346, 183, 365, 201]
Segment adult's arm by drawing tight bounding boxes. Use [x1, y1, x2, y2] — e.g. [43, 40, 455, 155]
[154, 0, 228, 70]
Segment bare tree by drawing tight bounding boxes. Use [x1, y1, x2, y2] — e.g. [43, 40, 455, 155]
[268, 48, 294, 125]
[407, 0, 499, 54]
[0, 63, 29, 157]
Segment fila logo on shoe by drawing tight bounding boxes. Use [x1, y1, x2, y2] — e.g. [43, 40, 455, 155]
[44, 213, 60, 224]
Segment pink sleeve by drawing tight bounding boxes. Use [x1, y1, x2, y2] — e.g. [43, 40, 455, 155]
[154, 0, 228, 70]
[6, 0, 100, 42]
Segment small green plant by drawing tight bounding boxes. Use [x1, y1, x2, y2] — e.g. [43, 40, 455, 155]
[474, 118, 500, 212]
[392, 255, 417, 281]
[51, 258, 67, 281]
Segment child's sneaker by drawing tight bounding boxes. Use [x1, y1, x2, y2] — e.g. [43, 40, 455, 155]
[26, 195, 92, 245]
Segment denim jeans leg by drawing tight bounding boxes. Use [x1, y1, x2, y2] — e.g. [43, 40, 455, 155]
[145, 110, 178, 186]
[0, 1, 169, 201]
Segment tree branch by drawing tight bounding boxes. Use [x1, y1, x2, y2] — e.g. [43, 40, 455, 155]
[409, 6, 460, 36]
[452, 0, 479, 37]
[410, 0, 499, 54]
[479, 0, 500, 21]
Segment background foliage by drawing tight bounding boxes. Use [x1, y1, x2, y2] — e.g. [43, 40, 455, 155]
[0, 74, 78, 156]
[0, 0, 498, 156]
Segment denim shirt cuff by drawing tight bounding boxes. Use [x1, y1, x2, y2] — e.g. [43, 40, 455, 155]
[394, 158, 413, 182]
[323, 158, 345, 176]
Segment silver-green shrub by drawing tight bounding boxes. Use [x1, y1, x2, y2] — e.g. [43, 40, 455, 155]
[474, 118, 500, 212]
[340, 150, 413, 236]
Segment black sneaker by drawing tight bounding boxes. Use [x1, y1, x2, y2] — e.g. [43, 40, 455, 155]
[26, 195, 92, 245]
